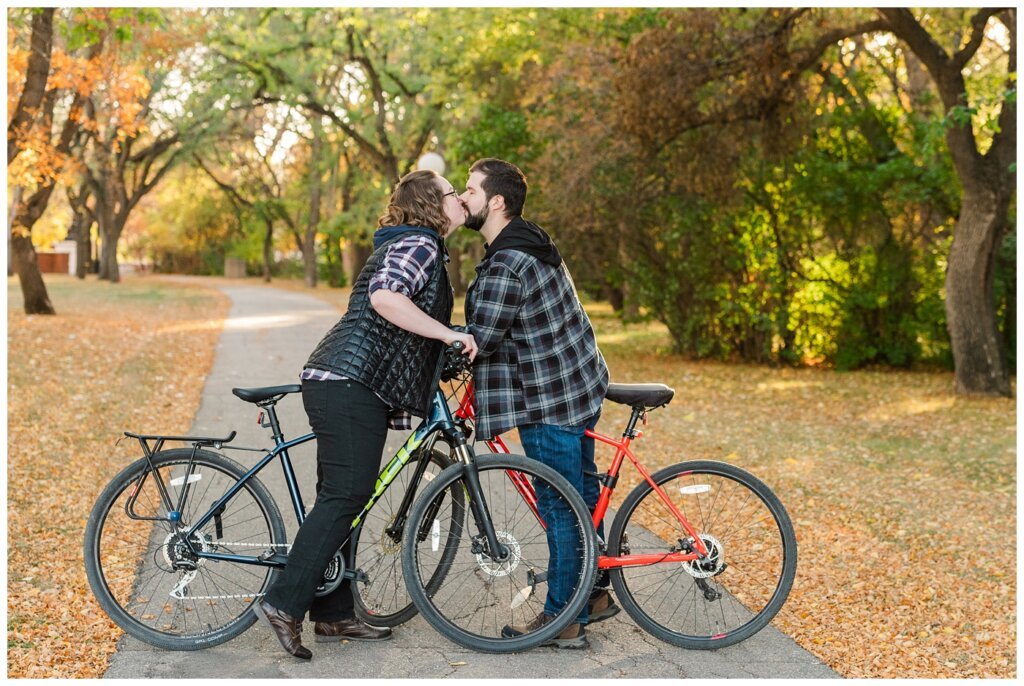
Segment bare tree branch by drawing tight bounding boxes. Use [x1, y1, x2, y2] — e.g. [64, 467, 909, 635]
[878, 9, 952, 76]
[193, 153, 253, 208]
[793, 19, 892, 73]
[952, 8, 1002, 70]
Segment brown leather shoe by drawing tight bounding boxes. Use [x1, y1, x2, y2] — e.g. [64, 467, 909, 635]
[314, 617, 393, 643]
[253, 599, 312, 659]
[588, 589, 620, 623]
[501, 612, 589, 649]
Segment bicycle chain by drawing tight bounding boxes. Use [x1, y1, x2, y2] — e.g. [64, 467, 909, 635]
[208, 541, 291, 548]
[171, 589, 268, 600]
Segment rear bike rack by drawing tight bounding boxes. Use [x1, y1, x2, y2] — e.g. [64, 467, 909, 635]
[121, 430, 237, 522]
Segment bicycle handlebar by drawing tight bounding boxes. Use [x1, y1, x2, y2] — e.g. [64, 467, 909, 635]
[440, 340, 472, 381]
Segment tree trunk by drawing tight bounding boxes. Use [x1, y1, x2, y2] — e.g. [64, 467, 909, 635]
[10, 232, 55, 315]
[303, 234, 318, 287]
[8, 185, 22, 276]
[68, 185, 93, 279]
[70, 211, 93, 279]
[302, 205, 319, 286]
[345, 242, 372, 284]
[945, 189, 1013, 396]
[76, 227, 92, 279]
[7, 8, 54, 165]
[304, 120, 323, 288]
[605, 285, 624, 312]
[95, 204, 124, 283]
[621, 282, 640, 320]
[10, 182, 59, 312]
[448, 244, 464, 296]
[98, 230, 120, 283]
[262, 216, 274, 282]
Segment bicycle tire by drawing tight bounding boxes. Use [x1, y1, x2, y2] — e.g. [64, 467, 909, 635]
[84, 448, 286, 650]
[351, 447, 463, 627]
[401, 454, 598, 653]
[607, 460, 797, 649]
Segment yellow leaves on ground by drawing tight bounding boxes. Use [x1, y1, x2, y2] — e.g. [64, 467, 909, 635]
[7, 275, 229, 678]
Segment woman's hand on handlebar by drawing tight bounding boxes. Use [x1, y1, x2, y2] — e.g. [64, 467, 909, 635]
[445, 330, 478, 362]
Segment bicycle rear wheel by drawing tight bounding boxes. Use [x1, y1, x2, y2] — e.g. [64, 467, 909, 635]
[402, 454, 598, 653]
[352, 447, 462, 626]
[84, 449, 286, 650]
[607, 460, 796, 649]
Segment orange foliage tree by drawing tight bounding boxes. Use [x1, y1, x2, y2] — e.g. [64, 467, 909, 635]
[8, 8, 100, 314]
[72, 9, 209, 282]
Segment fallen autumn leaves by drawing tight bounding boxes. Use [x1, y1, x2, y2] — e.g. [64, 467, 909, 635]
[7, 275, 229, 678]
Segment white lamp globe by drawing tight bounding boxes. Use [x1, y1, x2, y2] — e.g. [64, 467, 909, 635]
[416, 152, 446, 175]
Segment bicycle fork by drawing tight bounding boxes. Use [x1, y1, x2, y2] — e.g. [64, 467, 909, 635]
[450, 441, 510, 563]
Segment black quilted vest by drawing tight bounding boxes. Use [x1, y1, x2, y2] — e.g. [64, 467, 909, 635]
[304, 232, 453, 415]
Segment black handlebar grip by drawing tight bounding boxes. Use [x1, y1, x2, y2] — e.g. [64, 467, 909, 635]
[451, 340, 465, 353]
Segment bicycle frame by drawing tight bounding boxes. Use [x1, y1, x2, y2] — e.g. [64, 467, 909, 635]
[455, 381, 712, 569]
[135, 388, 471, 571]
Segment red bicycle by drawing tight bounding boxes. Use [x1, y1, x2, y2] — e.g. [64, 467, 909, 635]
[403, 374, 797, 652]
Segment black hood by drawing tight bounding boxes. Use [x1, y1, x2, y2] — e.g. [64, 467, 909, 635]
[373, 225, 441, 250]
[484, 217, 562, 267]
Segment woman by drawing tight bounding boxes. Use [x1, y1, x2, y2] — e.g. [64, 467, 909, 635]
[254, 170, 477, 660]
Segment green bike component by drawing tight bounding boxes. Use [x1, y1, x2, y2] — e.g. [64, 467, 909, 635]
[351, 424, 432, 528]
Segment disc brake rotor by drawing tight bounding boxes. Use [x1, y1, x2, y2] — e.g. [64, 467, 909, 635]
[474, 531, 522, 578]
[682, 533, 725, 579]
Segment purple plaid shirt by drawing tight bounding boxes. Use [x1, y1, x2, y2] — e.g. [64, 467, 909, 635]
[301, 234, 443, 430]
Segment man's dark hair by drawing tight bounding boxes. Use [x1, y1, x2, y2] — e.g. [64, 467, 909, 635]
[469, 158, 528, 217]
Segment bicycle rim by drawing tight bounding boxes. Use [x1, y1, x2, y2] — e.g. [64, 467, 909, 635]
[609, 460, 796, 649]
[402, 454, 598, 653]
[85, 450, 285, 649]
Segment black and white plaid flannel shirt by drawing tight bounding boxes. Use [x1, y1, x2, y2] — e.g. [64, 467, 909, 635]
[466, 250, 609, 440]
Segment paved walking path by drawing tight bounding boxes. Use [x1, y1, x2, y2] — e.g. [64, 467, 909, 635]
[104, 280, 838, 679]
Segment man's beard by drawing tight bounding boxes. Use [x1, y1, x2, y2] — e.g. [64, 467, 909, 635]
[464, 203, 488, 231]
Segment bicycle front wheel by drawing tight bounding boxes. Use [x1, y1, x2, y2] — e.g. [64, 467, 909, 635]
[402, 454, 598, 653]
[352, 447, 462, 627]
[84, 449, 286, 650]
[607, 460, 797, 649]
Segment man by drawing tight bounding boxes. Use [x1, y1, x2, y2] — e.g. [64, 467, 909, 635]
[460, 158, 616, 649]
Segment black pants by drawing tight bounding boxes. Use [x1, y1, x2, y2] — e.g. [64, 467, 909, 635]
[264, 379, 388, 622]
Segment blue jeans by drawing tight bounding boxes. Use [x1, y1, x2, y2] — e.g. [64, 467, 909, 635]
[518, 413, 601, 623]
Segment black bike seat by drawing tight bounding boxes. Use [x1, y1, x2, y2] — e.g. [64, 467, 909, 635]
[605, 383, 675, 410]
[232, 384, 302, 403]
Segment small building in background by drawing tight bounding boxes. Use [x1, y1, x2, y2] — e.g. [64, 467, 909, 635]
[33, 240, 80, 274]
[50, 240, 77, 274]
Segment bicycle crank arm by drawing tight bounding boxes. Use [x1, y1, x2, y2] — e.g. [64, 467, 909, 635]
[344, 568, 369, 583]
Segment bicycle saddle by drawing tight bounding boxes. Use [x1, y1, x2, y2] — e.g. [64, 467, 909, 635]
[605, 383, 675, 410]
[232, 384, 302, 403]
